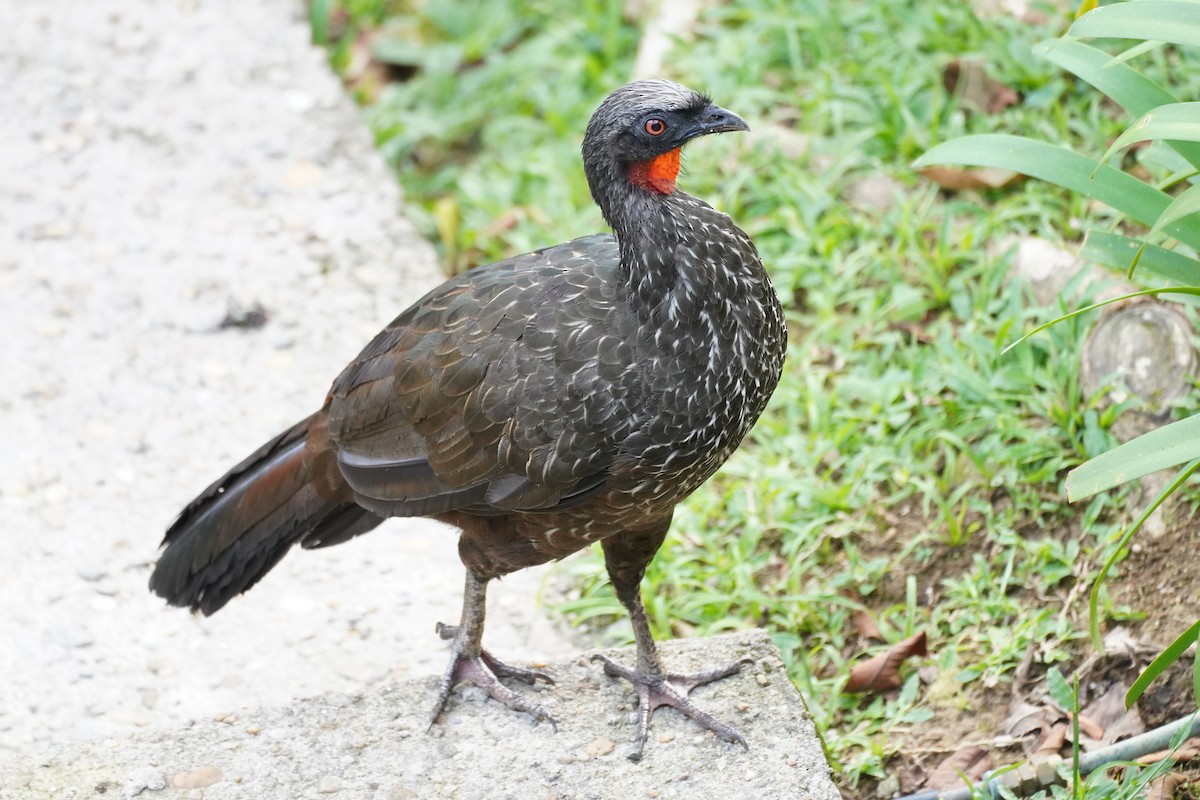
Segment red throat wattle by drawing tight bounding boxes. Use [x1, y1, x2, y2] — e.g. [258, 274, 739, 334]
[627, 148, 681, 194]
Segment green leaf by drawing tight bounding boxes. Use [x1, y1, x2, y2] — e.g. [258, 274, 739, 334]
[1068, 417, 1200, 500]
[915, 135, 1200, 250]
[1111, 39, 1167, 67]
[310, 0, 334, 45]
[1071, 2, 1200, 48]
[1047, 667, 1077, 712]
[1151, 181, 1200, 236]
[1103, 102, 1200, 162]
[1037, 38, 1200, 170]
[1195, 644, 1200, 706]
[1126, 618, 1200, 707]
[1081, 230, 1200, 285]
[1036, 38, 1178, 116]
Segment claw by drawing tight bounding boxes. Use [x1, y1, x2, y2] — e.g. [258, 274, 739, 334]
[592, 653, 752, 761]
[438, 623, 554, 686]
[430, 622, 556, 731]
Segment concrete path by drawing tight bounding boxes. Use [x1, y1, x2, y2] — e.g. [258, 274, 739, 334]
[0, 631, 839, 800]
[0, 0, 583, 759]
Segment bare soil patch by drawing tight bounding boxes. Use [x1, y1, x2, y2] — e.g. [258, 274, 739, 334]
[843, 507, 1200, 799]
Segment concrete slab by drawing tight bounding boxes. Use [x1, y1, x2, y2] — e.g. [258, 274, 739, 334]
[0, 631, 838, 800]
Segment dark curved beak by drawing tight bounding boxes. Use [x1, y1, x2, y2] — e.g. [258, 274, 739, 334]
[696, 104, 750, 136]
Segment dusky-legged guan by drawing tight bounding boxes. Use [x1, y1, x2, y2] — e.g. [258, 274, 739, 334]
[150, 79, 786, 759]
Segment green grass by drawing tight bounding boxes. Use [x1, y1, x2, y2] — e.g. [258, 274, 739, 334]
[312, 0, 1200, 791]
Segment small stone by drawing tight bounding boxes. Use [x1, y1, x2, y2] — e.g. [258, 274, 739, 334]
[876, 775, 900, 798]
[318, 775, 342, 793]
[283, 159, 324, 190]
[584, 737, 616, 759]
[755, 674, 769, 686]
[244, 725, 261, 735]
[78, 567, 108, 583]
[1004, 235, 1132, 307]
[284, 90, 316, 113]
[124, 766, 165, 797]
[388, 787, 417, 800]
[89, 595, 117, 612]
[171, 765, 222, 789]
[845, 174, 903, 213]
[1081, 302, 1197, 442]
[658, 732, 675, 743]
[745, 123, 810, 159]
[353, 267, 382, 288]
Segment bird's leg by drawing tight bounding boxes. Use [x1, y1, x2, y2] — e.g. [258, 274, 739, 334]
[429, 570, 555, 729]
[594, 527, 751, 761]
[435, 621, 553, 685]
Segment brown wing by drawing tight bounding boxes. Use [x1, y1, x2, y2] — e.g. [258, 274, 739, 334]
[324, 234, 643, 518]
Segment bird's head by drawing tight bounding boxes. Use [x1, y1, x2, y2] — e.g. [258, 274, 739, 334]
[582, 80, 749, 212]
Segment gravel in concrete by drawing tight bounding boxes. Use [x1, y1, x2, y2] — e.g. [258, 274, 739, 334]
[0, 631, 838, 800]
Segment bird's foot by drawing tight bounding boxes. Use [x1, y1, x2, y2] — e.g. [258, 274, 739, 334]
[436, 623, 555, 686]
[430, 622, 556, 730]
[592, 654, 753, 761]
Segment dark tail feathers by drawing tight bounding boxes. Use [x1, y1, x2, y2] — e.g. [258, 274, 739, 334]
[149, 413, 383, 616]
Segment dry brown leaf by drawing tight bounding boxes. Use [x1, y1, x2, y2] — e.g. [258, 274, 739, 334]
[1035, 720, 1068, 757]
[920, 165, 1023, 192]
[1081, 682, 1131, 730]
[926, 745, 993, 790]
[1071, 712, 1107, 742]
[1138, 737, 1200, 766]
[943, 59, 1020, 114]
[1012, 644, 1036, 690]
[851, 609, 882, 641]
[1099, 706, 1147, 747]
[845, 631, 928, 694]
[1144, 771, 1188, 800]
[1003, 699, 1047, 738]
[1079, 681, 1146, 749]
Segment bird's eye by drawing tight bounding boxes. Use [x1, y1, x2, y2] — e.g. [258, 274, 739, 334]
[644, 118, 667, 136]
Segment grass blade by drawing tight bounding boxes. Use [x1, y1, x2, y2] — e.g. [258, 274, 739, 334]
[1037, 38, 1200, 170]
[1110, 39, 1166, 67]
[1081, 230, 1200, 284]
[915, 135, 1200, 249]
[1071, 2, 1200, 47]
[1126, 618, 1200, 706]
[1103, 102, 1200, 162]
[1001, 286, 1200, 355]
[1036, 37, 1178, 116]
[1150, 181, 1200, 236]
[1067, 417, 1200, 501]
